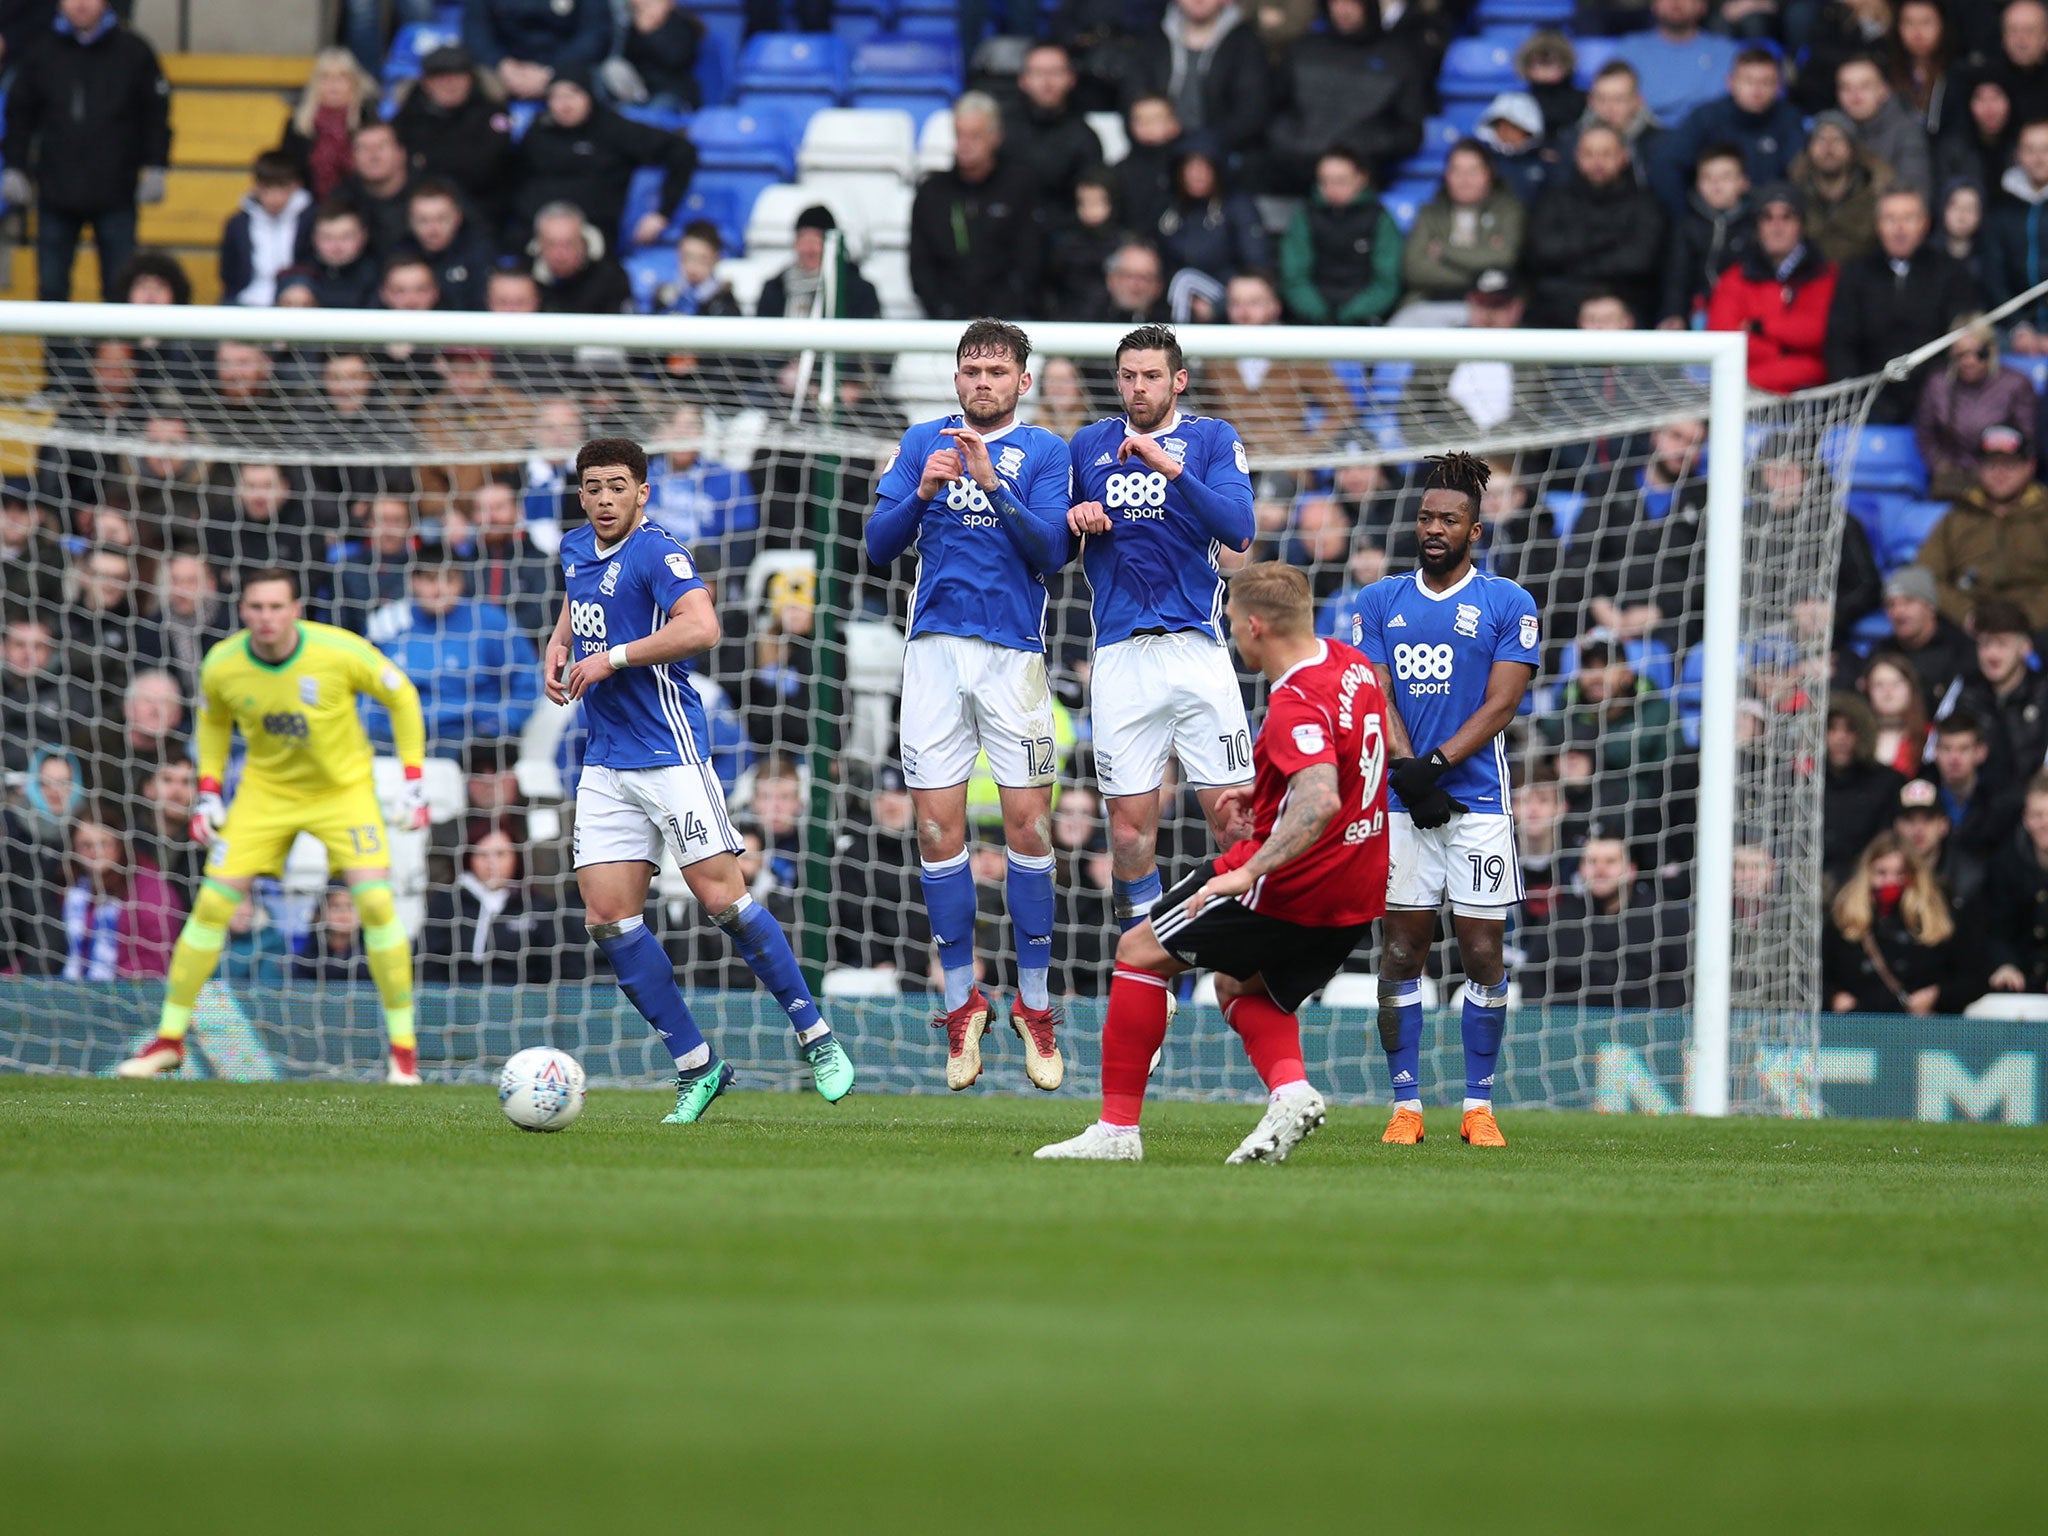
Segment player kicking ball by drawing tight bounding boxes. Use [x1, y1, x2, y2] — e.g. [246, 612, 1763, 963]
[547, 438, 855, 1122]
[1036, 564, 1390, 1164]
[868, 320, 1074, 1091]
[1351, 453, 1538, 1147]
[119, 568, 432, 1083]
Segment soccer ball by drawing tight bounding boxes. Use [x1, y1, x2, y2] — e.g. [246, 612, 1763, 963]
[498, 1047, 587, 1132]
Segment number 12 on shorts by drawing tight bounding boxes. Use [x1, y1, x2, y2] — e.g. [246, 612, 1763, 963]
[1468, 853, 1507, 894]
[1020, 736, 1055, 777]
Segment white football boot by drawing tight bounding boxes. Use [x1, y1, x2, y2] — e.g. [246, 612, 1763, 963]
[1224, 1083, 1328, 1165]
[1034, 1122, 1144, 1161]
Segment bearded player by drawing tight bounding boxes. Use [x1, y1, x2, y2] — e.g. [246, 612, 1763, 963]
[1066, 325, 1257, 939]
[118, 568, 432, 1083]
[1036, 563, 1389, 1165]
[867, 319, 1074, 1092]
[548, 437, 855, 1123]
[1352, 453, 1538, 1148]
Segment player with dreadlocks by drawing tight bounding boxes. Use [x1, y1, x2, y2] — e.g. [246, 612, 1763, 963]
[1348, 452, 1540, 1146]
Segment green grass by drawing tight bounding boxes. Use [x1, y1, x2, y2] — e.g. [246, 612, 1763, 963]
[2, 1080, 2043, 1535]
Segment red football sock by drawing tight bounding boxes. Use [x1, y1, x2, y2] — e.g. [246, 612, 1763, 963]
[1100, 966, 1174, 1126]
[1224, 994, 1307, 1091]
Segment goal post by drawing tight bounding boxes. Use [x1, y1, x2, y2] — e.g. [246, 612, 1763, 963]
[0, 301, 1870, 1115]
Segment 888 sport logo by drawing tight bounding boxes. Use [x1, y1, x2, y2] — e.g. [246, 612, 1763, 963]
[1104, 471, 1168, 519]
[1392, 642, 1457, 695]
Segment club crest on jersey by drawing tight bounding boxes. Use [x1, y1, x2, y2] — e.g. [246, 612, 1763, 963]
[996, 445, 1024, 478]
[1520, 614, 1540, 649]
[600, 560, 622, 596]
[1160, 438, 1187, 464]
[1455, 602, 1482, 639]
[298, 676, 319, 705]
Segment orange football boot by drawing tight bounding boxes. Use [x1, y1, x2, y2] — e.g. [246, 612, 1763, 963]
[1381, 1106, 1426, 1144]
[1460, 1105, 1507, 1146]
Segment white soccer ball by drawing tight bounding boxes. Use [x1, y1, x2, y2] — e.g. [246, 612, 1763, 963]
[498, 1047, 587, 1132]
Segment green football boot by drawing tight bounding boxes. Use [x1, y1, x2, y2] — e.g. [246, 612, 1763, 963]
[801, 1033, 857, 1103]
[662, 1060, 734, 1124]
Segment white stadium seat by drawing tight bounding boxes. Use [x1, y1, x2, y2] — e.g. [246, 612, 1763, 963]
[861, 248, 920, 318]
[854, 181, 915, 252]
[1964, 993, 2048, 1022]
[716, 253, 787, 314]
[917, 109, 954, 175]
[745, 182, 870, 260]
[797, 108, 917, 182]
[888, 349, 961, 416]
[1086, 110, 1129, 166]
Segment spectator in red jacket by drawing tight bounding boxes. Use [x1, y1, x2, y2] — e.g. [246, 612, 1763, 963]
[1706, 181, 1838, 394]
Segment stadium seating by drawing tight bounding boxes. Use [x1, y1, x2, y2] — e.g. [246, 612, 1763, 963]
[692, 105, 800, 177]
[1437, 36, 1523, 102]
[383, 22, 458, 85]
[2003, 353, 2048, 394]
[1474, 0, 1573, 24]
[624, 246, 680, 312]
[738, 32, 849, 104]
[1381, 179, 1434, 233]
[1573, 36, 1621, 86]
[677, 170, 780, 251]
[850, 35, 960, 95]
[746, 182, 872, 260]
[1880, 498, 1951, 570]
[1827, 424, 1929, 494]
[797, 108, 918, 184]
[917, 107, 955, 173]
[1402, 115, 1469, 179]
[847, 89, 954, 126]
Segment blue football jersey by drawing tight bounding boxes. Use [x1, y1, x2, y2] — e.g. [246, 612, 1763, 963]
[867, 416, 1073, 652]
[1069, 411, 1256, 646]
[560, 517, 713, 771]
[1352, 568, 1540, 815]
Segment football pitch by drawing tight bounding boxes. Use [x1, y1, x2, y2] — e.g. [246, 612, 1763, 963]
[3, 1079, 2042, 1535]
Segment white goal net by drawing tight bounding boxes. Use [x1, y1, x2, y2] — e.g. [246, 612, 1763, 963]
[0, 305, 1881, 1115]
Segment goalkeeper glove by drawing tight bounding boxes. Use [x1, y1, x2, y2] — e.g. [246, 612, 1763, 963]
[1390, 750, 1452, 805]
[191, 778, 226, 843]
[399, 765, 431, 830]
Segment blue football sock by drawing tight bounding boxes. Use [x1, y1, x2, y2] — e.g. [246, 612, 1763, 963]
[1112, 870, 1163, 935]
[713, 894, 828, 1043]
[1462, 975, 1509, 1103]
[1378, 979, 1424, 1104]
[594, 916, 707, 1068]
[1007, 850, 1055, 1010]
[920, 851, 978, 1011]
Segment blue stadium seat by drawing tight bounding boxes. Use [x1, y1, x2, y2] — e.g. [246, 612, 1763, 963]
[1368, 360, 1414, 406]
[1331, 360, 1370, 413]
[736, 91, 832, 138]
[850, 35, 962, 97]
[1381, 179, 1436, 232]
[897, 0, 979, 41]
[691, 105, 799, 176]
[1882, 498, 1951, 569]
[830, 0, 892, 48]
[626, 247, 681, 313]
[1399, 115, 1468, 179]
[1844, 488, 1894, 549]
[618, 104, 695, 133]
[697, 11, 741, 106]
[1438, 36, 1522, 102]
[507, 100, 542, 141]
[1474, 0, 1572, 23]
[1573, 37, 1621, 87]
[739, 32, 850, 97]
[1439, 98, 1488, 136]
[1848, 609, 1895, 655]
[1850, 425, 1929, 493]
[432, 3, 463, 28]
[383, 22, 459, 85]
[619, 166, 668, 249]
[679, 172, 778, 251]
[2003, 352, 2048, 393]
[848, 89, 954, 127]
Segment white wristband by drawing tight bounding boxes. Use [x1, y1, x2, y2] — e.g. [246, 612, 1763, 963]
[607, 645, 630, 670]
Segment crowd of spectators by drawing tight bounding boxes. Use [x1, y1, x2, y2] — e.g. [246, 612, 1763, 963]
[9, 1, 2048, 1018]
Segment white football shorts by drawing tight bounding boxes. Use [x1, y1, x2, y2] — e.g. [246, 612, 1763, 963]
[897, 633, 1058, 791]
[573, 762, 745, 870]
[1386, 809, 1523, 918]
[1090, 631, 1254, 798]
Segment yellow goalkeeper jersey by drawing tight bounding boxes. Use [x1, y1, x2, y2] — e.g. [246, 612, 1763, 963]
[196, 621, 426, 798]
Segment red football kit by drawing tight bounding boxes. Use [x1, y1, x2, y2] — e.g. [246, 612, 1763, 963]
[1214, 638, 1391, 927]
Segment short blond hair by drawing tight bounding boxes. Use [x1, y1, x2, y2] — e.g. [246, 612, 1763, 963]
[1230, 561, 1313, 635]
